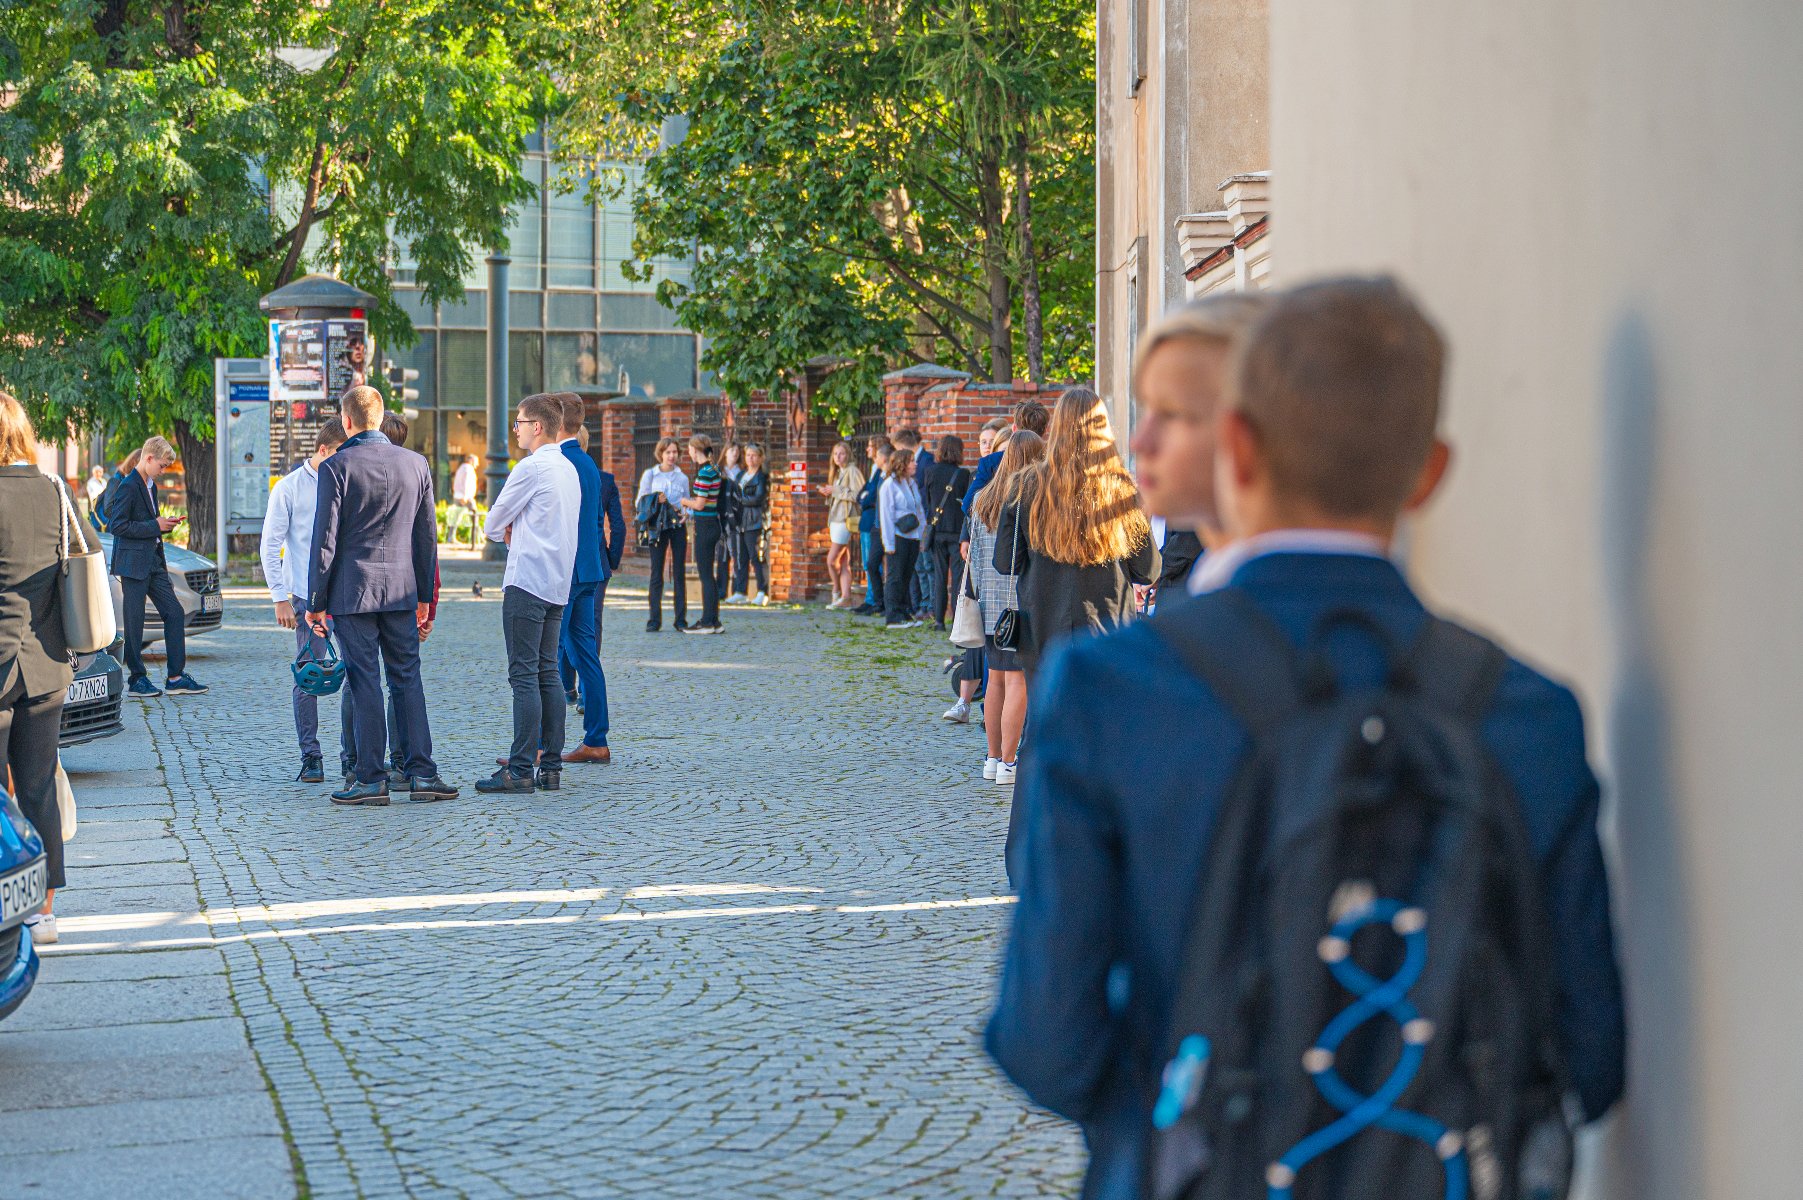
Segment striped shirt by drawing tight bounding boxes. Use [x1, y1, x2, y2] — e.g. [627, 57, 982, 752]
[692, 462, 721, 516]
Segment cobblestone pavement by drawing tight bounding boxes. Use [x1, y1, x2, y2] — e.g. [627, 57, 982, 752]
[38, 565, 1083, 1199]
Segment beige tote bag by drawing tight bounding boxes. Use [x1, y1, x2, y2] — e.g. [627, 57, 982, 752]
[53, 475, 117, 654]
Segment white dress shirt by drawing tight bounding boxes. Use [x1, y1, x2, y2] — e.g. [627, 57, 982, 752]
[452, 461, 478, 504]
[486, 442, 582, 604]
[259, 461, 321, 603]
[1187, 529, 1390, 596]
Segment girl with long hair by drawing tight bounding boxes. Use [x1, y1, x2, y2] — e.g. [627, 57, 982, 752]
[965, 430, 1045, 784]
[877, 447, 927, 629]
[816, 441, 865, 608]
[993, 387, 1159, 675]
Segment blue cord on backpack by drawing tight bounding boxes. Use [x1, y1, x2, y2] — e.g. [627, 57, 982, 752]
[1266, 897, 1469, 1200]
[1152, 1034, 1212, 1130]
[292, 633, 347, 697]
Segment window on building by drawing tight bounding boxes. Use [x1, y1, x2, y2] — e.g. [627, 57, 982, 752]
[547, 170, 597, 289]
[439, 292, 487, 328]
[510, 331, 544, 399]
[547, 332, 600, 390]
[596, 333, 696, 399]
[440, 330, 488, 409]
[387, 331, 438, 412]
[508, 158, 546, 291]
[1130, 0, 1148, 95]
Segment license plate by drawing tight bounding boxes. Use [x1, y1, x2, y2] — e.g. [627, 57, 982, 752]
[0, 859, 47, 929]
[66, 675, 107, 704]
[201, 593, 221, 613]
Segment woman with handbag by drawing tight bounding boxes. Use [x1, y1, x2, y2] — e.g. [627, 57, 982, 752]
[877, 447, 928, 630]
[993, 387, 1160, 679]
[816, 441, 864, 609]
[0, 392, 79, 943]
[920, 434, 972, 631]
[964, 430, 1044, 785]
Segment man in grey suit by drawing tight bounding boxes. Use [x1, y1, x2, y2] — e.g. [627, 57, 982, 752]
[307, 385, 458, 806]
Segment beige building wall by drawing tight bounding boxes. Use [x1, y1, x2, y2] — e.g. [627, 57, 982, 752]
[1271, 0, 1803, 1195]
[1096, 0, 1268, 439]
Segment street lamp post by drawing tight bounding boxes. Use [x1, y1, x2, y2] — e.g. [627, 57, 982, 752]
[483, 253, 511, 562]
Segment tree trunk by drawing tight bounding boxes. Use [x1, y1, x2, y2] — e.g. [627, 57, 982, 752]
[172, 418, 214, 557]
[977, 145, 1013, 381]
[1015, 129, 1045, 385]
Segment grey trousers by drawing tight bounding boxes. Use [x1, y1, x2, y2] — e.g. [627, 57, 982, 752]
[292, 602, 354, 772]
[503, 585, 566, 776]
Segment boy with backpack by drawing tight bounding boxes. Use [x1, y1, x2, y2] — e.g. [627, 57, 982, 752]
[987, 279, 1625, 1200]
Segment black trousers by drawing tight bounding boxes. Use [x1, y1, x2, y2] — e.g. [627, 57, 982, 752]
[0, 678, 65, 888]
[691, 516, 723, 626]
[928, 534, 960, 625]
[715, 523, 734, 598]
[883, 537, 922, 623]
[647, 527, 688, 627]
[120, 567, 186, 681]
[335, 610, 436, 784]
[503, 586, 565, 775]
[732, 526, 769, 596]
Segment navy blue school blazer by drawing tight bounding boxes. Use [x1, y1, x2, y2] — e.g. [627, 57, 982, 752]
[560, 440, 625, 585]
[986, 552, 1626, 1200]
[307, 431, 437, 616]
[104, 470, 168, 581]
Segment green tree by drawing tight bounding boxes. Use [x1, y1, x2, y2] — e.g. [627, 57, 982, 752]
[562, 0, 1093, 423]
[0, 0, 556, 549]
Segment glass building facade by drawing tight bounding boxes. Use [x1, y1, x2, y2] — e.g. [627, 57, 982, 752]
[384, 151, 700, 491]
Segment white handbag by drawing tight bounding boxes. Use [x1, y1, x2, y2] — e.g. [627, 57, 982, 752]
[52, 475, 118, 653]
[950, 563, 985, 649]
[54, 756, 76, 843]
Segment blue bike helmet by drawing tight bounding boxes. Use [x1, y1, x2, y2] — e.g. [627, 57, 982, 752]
[293, 636, 347, 697]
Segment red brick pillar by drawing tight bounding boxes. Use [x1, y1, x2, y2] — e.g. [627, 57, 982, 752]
[768, 383, 841, 603]
[597, 399, 642, 547]
[880, 365, 970, 437]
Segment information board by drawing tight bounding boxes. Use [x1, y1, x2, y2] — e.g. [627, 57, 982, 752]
[788, 460, 808, 494]
[223, 380, 272, 534]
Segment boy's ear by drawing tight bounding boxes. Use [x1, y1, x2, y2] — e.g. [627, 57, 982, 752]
[1403, 439, 1453, 512]
[1220, 408, 1263, 490]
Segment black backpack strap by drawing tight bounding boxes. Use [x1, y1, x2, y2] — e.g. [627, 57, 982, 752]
[1403, 617, 1509, 722]
[1150, 587, 1304, 735]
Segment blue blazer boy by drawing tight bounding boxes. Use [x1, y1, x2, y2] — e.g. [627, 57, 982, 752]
[986, 551, 1627, 1200]
[558, 438, 625, 752]
[105, 465, 190, 687]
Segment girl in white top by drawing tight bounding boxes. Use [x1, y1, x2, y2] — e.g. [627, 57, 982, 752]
[637, 438, 693, 631]
[877, 448, 927, 628]
[637, 441, 692, 513]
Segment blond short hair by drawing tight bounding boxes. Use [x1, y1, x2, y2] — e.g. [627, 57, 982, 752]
[0, 392, 36, 464]
[1131, 292, 1273, 383]
[141, 435, 177, 466]
[1230, 276, 1445, 519]
[342, 385, 384, 430]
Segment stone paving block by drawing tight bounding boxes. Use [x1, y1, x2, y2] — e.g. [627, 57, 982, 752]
[48, 883, 204, 920]
[63, 860, 193, 889]
[62, 835, 191, 868]
[61, 819, 176, 844]
[0, 1133, 291, 1199]
[0, 1090, 282, 1156]
[31, 947, 226, 984]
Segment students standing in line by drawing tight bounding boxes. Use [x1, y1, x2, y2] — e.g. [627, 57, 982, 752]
[731, 443, 771, 605]
[992, 387, 1159, 678]
[921, 434, 971, 630]
[818, 441, 865, 609]
[260, 419, 349, 783]
[637, 438, 691, 632]
[478, 393, 581, 794]
[678, 433, 726, 634]
[878, 447, 927, 630]
[964, 429, 1044, 781]
[987, 282, 1625, 1195]
[964, 400, 1048, 513]
[854, 436, 890, 615]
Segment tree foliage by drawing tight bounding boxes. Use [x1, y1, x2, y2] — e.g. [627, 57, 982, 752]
[0, 0, 556, 546]
[562, 0, 1094, 424]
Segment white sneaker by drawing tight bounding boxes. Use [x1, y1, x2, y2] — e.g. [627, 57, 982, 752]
[943, 699, 971, 724]
[725, 593, 748, 605]
[754, 594, 770, 606]
[24, 912, 57, 944]
[995, 762, 1017, 786]
[983, 757, 1000, 780]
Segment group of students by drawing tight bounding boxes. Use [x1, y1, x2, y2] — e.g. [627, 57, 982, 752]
[260, 387, 624, 803]
[634, 435, 772, 634]
[974, 278, 1627, 1200]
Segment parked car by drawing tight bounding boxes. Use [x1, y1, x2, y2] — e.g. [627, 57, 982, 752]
[0, 792, 48, 1021]
[60, 647, 125, 748]
[96, 532, 223, 644]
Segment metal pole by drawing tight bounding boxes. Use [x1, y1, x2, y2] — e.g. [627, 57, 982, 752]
[483, 253, 512, 562]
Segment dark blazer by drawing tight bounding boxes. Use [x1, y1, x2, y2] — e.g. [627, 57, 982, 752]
[0, 467, 73, 699]
[598, 469, 625, 579]
[922, 461, 971, 540]
[986, 554, 1627, 1199]
[561, 439, 610, 586]
[104, 469, 169, 581]
[738, 468, 770, 532]
[962, 450, 1002, 513]
[994, 492, 1159, 674]
[1156, 528, 1204, 591]
[856, 468, 884, 533]
[308, 431, 437, 615]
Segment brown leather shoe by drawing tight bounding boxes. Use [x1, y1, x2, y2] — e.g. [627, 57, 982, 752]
[564, 744, 612, 764]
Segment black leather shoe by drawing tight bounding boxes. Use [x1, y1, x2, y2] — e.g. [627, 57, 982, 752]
[645, 619, 661, 633]
[564, 688, 579, 705]
[330, 778, 390, 806]
[407, 775, 460, 802]
[535, 768, 561, 791]
[475, 769, 534, 795]
[296, 756, 324, 784]
[386, 766, 408, 790]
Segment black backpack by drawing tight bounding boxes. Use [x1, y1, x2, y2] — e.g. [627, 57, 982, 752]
[717, 474, 744, 529]
[1145, 589, 1575, 1200]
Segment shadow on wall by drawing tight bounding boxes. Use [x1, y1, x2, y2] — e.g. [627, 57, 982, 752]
[1596, 311, 1699, 1200]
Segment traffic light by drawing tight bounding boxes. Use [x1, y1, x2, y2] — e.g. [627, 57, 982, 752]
[382, 358, 420, 405]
